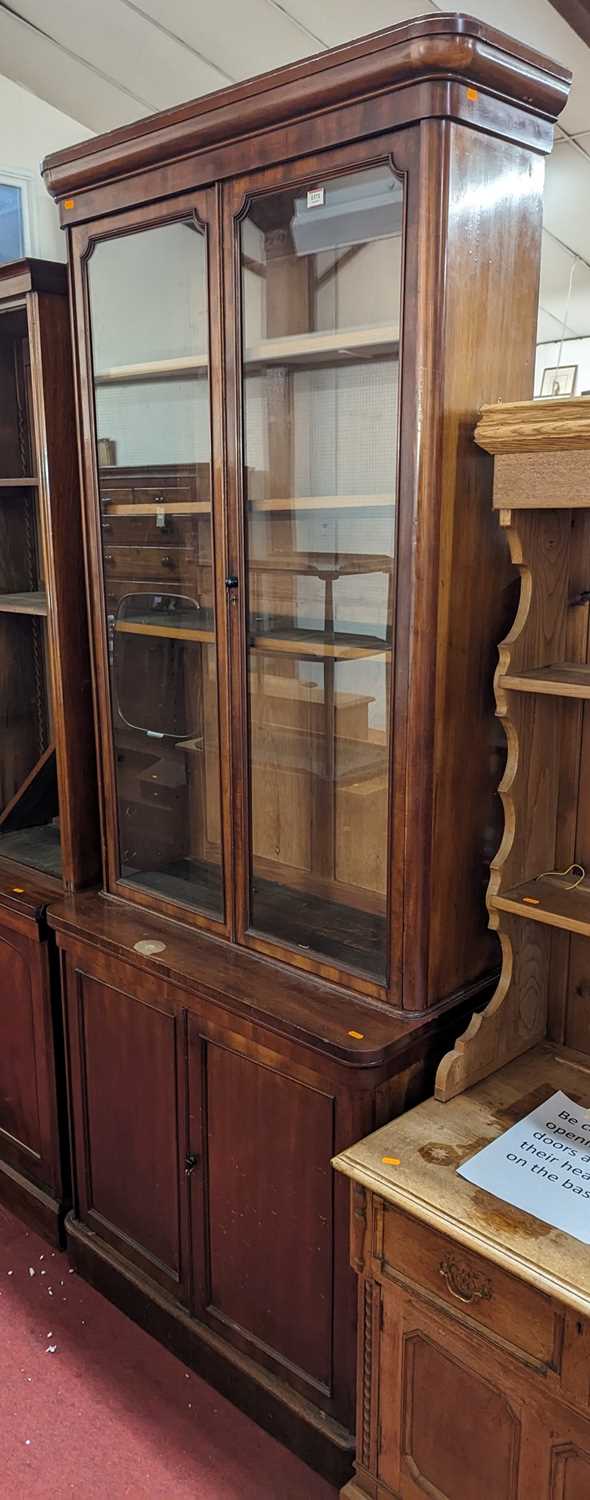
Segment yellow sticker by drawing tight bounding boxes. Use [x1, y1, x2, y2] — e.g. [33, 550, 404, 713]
[348, 1029, 364, 1039]
[64, 198, 75, 210]
[382, 1156, 400, 1166]
[466, 87, 478, 101]
[12, 886, 25, 894]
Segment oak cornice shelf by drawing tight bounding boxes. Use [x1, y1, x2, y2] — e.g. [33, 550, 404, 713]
[499, 662, 590, 698]
[0, 592, 48, 616]
[491, 876, 590, 938]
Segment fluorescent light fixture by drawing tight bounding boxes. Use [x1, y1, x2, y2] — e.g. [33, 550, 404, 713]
[291, 169, 403, 256]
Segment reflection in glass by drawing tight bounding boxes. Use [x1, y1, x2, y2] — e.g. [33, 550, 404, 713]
[241, 165, 403, 980]
[88, 219, 223, 918]
[0, 304, 61, 877]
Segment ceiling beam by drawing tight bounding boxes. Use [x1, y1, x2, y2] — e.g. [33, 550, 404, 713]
[549, 0, 590, 48]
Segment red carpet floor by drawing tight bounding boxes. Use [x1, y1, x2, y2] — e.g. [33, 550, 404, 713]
[0, 1203, 337, 1498]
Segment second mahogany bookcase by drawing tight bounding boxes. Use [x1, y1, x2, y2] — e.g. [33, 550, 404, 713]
[41, 14, 569, 1484]
[0, 258, 99, 1242]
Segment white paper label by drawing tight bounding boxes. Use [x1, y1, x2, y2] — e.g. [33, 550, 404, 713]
[458, 1090, 590, 1244]
[306, 188, 325, 208]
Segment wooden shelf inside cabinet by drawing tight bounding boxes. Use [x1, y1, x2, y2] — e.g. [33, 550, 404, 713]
[0, 476, 39, 487]
[250, 628, 391, 661]
[115, 618, 214, 643]
[0, 591, 48, 616]
[492, 876, 590, 938]
[102, 500, 211, 518]
[93, 325, 399, 386]
[499, 662, 590, 698]
[244, 323, 399, 370]
[249, 552, 391, 576]
[248, 494, 394, 513]
[95, 354, 208, 384]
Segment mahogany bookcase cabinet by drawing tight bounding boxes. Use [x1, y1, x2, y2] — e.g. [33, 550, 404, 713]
[42, 14, 569, 1484]
[0, 259, 98, 1243]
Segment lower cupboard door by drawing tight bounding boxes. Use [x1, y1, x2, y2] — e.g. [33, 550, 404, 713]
[0, 921, 59, 1191]
[188, 1025, 339, 1412]
[69, 969, 190, 1304]
[379, 1288, 590, 1500]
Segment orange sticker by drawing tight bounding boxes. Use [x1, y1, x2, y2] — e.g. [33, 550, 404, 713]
[382, 1156, 400, 1166]
[466, 87, 478, 101]
[64, 198, 75, 210]
[523, 896, 541, 905]
[348, 1029, 364, 1039]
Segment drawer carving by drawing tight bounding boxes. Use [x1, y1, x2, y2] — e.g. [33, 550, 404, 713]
[439, 1254, 493, 1305]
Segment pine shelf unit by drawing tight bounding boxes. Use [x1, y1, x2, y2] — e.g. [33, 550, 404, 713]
[437, 394, 590, 1101]
[499, 662, 590, 697]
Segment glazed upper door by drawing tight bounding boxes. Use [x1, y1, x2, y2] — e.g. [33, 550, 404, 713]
[0, 299, 61, 878]
[79, 193, 231, 933]
[226, 148, 404, 996]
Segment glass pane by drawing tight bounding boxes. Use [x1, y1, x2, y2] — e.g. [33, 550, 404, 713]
[0, 184, 24, 265]
[88, 219, 223, 919]
[0, 305, 61, 878]
[241, 165, 403, 981]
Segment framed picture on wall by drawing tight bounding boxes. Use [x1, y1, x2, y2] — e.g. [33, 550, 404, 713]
[540, 364, 578, 398]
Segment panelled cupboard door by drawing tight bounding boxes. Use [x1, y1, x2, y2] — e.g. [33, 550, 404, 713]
[74, 189, 232, 940]
[187, 1018, 342, 1411]
[377, 1284, 590, 1500]
[222, 131, 408, 1004]
[0, 913, 59, 1192]
[65, 964, 190, 1302]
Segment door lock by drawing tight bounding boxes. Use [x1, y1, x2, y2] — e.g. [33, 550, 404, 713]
[185, 1152, 200, 1176]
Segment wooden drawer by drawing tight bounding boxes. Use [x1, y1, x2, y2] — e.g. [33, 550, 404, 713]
[102, 513, 207, 548]
[380, 1202, 560, 1367]
[103, 545, 199, 586]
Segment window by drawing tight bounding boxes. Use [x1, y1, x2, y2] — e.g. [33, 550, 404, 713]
[0, 183, 24, 263]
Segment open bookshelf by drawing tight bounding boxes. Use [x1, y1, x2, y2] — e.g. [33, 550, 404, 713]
[437, 395, 590, 1100]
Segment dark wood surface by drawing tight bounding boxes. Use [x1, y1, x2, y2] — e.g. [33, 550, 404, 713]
[0, 904, 65, 1245]
[0, 259, 68, 298]
[39, 19, 569, 1481]
[48, 889, 493, 1067]
[0, 261, 98, 1240]
[57, 924, 471, 1482]
[42, 14, 570, 207]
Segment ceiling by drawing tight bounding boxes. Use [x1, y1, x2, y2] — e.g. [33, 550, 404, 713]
[0, 0, 588, 341]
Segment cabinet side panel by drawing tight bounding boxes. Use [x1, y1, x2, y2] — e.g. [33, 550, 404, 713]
[205, 1040, 334, 1389]
[426, 124, 544, 1005]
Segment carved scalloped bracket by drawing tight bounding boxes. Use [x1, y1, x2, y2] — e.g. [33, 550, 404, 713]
[435, 505, 566, 1101]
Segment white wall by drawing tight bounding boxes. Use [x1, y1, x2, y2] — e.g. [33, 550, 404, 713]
[535, 337, 590, 397]
[0, 74, 91, 262]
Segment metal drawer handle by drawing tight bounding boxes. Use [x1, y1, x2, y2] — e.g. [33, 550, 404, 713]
[439, 1255, 492, 1305]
